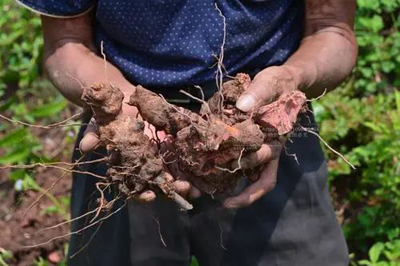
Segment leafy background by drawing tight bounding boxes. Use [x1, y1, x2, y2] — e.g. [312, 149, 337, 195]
[0, 0, 399, 265]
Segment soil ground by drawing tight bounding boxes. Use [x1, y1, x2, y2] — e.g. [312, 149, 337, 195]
[0, 168, 71, 266]
[0, 121, 74, 265]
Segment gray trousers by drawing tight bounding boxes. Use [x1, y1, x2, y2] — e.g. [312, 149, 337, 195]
[67, 109, 349, 266]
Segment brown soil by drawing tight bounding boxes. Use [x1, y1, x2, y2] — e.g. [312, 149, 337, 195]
[0, 106, 76, 266]
[0, 168, 71, 266]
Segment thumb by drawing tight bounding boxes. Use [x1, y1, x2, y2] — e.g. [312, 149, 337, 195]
[236, 90, 260, 113]
[236, 67, 293, 112]
[79, 118, 100, 153]
[236, 75, 277, 112]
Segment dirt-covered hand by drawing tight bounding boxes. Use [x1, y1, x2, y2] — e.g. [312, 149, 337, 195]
[223, 66, 298, 209]
[79, 101, 165, 153]
[236, 66, 297, 112]
[223, 140, 283, 209]
[79, 100, 192, 202]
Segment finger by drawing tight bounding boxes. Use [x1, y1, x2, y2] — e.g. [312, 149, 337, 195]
[137, 190, 156, 202]
[79, 119, 100, 153]
[163, 166, 191, 198]
[223, 158, 279, 209]
[236, 67, 296, 112]
[175, 170, 202, 199]
[174, 180, 191, 197]
[236, 70, 278, 112]
[162, 170, 174, 183]
[232, 140, 282, 169]
[188, 186, 202, 199]
[166, 162, 202, 199]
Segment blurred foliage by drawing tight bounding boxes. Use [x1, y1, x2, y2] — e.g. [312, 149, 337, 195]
[0, 248, 13, 266]
[0, 0, 399, 265]
[313, 0, 400, 264]
[0, 1, 74, 265]
[357, 240, 400, 266]
[0, 0, 74, 178]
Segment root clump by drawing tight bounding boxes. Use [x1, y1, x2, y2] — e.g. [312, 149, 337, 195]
[81, 74, 306, 207]
[127, 73, 305, 195]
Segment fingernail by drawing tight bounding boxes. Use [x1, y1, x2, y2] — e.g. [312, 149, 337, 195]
[236, 94, 257, 112]
[79, 133, 100, 153]
[139, 190, 156, 202]
[174, 180, 190, 193]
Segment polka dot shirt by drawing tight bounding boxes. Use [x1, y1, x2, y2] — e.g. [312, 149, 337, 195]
[18, 0, 303, 89]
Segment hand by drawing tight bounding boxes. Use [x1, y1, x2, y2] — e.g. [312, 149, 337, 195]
[79, 93, 193, 203]
[223, 66, 298, 209]
[235, 66, 298, 112]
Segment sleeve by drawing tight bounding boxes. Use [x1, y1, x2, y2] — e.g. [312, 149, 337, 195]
[16, 0, 97, 18]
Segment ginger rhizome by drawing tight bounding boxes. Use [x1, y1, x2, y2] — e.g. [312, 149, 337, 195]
[82, 74, 306, 208]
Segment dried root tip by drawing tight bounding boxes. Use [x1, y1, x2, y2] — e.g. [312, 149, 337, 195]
[154, 175, 193, 211]
[170, 191, 193, 211]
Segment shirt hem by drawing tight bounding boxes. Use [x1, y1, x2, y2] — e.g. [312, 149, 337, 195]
[15, 0, 95, 19]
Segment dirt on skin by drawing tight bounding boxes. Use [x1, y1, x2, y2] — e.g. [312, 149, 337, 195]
[0, 168, 70, 266]
[82, 73, 306, 200]
[129, 74, 306, 194]
[82, 83, 164, 189]
[81, 83, 187, 209]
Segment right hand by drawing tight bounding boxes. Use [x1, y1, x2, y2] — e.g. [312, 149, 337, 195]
[79, 98, 199, 202]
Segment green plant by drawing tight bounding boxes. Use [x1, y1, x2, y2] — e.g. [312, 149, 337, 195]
[0, 1, 72, 264]
[357, 240, 400, 266]
[0, 0, 42, 88]
[191, 257, 199, 266]
[0, 248, 13, 266]
[33, 257, 49, 266]
[354, 0, 400, 94]
[0, 0, 71, 190]
[314, 0, 400, 263]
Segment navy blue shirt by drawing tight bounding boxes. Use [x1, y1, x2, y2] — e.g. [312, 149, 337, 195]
[17, 0, 303, 88]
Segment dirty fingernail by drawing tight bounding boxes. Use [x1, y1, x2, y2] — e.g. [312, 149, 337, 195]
[236, 94, 257, 112]
[139, 190, 156, 202]
[174, 180, 191, 194]
[79, 133, 100, 153]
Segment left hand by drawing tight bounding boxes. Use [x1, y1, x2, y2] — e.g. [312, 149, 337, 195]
[223, 66, 298, 209]
[79, 92, 195, 203]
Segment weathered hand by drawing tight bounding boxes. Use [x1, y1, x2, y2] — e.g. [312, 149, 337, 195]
[79, 94, 193, 202]
[235, 66, 298, 112]
[223, 140, 283, 209]
[224, 66, 298, 209]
